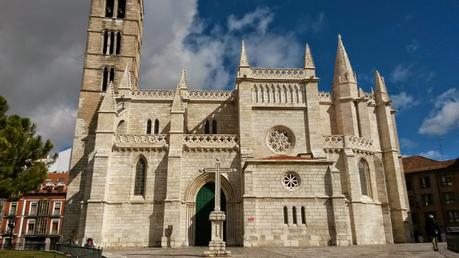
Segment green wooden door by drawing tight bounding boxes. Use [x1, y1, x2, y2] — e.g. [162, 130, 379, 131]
[195, 182, 226, 246]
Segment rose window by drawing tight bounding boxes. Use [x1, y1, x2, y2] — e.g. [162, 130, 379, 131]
[266, 126, 295, 153]
[282, 172, 300, 190]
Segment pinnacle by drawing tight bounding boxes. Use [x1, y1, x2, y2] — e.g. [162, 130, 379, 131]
[100, 82, 116, 112]
[239, 40, 250, 67]
[333, 34, 356, 84]
[178, 69, 188, 89]
[119, 65, 132, 90]
[374, 70, 388, 93]
[304, 43, 315, 69]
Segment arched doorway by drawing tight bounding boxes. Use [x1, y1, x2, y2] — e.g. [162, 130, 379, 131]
[195, 182, 226, 246]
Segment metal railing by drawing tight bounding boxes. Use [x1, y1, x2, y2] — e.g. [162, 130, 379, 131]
[54, 244, 103, 258]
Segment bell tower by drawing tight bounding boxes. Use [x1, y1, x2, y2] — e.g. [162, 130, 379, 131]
[63, 0, 144, 243]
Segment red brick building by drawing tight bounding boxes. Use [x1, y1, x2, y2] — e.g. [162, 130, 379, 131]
[0, 172, 68, 248]
[403, 156, 459, 242]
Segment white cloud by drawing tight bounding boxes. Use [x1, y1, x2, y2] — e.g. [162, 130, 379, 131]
[390, 64, 412, 83]
[400, 138, 417, 150]
[228, 8, 273, 33]
[391, 92, 418, 110]
[418, 150, 444, 160]
[419, 88, 459, 136]
[141, 3, 301, 90]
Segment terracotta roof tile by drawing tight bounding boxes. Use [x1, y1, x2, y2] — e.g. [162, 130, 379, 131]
[402, 156, 458, 174]
[260, 154, 314, 161]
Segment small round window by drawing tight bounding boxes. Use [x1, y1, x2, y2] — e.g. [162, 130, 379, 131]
[282, 172, 301, 190]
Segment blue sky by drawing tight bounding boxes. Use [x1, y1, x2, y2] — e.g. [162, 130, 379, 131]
[0, 0, 457, 160]
[171, 0, 458, 160]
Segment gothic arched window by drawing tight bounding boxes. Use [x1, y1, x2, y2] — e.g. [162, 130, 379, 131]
[146, 119, 152, 134]
[292, 206, 297, 224]
[204, 119, 210, 134]
[154, 119, 159, 134]
[116, 32, 122, 55]
[117, 0, 126, 19]
[116, 120, 126, 134]
[212, 119, 217, 134]
[105, 0, 114, 17]
[283, 206, 288, 224]
[102, 67, 115, 91]
[102, 67, 109, 91]
[358, 159, 371, 197]
[134, 156, 146, 196]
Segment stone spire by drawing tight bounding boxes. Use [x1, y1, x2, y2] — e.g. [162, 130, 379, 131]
[119, 65, 132, 90]
[239, 40, 250, 67]
[178, 69, 188, 90]
[374, 70, 390, 103]
[333, 34, 356, 84]
[100, 82, 116, 112]
[171, 71, 185, 113]
[304, 43, 315, 69]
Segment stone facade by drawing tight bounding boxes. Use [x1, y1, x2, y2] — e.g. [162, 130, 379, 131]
[63, 0, 412, 248]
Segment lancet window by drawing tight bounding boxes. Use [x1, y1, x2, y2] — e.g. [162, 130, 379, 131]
[146, 119, 152, 134]
[358, 159, 372, 197]
[134, 156, 147, 196]
[103, 31, 121, 56]
[154, 119, 160, 134]
[204, 119, 218, 134]
[102, 67, 115, 91]
[105, 0, 126, 19]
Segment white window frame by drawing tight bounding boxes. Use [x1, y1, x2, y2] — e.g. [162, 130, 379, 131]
[49, 219, 60, 235]
[52, 201, 62, 216]
[29, 201, 38, 215]
[26, 219, 36, 235]
[9, 202, 18, 216]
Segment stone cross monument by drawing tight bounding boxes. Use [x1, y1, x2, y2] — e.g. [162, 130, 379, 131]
[202, 158, 233, 257]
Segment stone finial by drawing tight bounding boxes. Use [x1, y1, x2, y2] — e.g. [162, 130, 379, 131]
[359, 87, 365, 97]
[374, 70, 388, 93]
[171, 71, 185, 112]
[239, 40, 250, 67]
[304, 43, 315, 69]
[375, 70, 390, 103]
[178, 69, 188, 90]
[119, 65, 132, 90]
[100, 82, 116, 112]
[333, 34, 356, 84]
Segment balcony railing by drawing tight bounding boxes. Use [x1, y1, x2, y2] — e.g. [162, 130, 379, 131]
[183, 134, 239, 150]
[322, 135, 374, 152]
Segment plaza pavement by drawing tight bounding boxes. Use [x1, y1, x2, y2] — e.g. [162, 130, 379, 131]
[104, 243, 459, 258]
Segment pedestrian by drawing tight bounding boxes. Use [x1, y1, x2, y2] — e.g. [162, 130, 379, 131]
[425, 214, 439, 251]
[84, 238, 95, 248]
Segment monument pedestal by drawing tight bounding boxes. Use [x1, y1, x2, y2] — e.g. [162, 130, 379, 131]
[204, 211, 231, 257]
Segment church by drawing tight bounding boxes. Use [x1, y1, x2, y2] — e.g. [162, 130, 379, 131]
[63, 0, 412, 248]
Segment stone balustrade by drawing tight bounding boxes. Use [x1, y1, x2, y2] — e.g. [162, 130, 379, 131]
[189, 90, 234, 100]
[322, 135, 374, 152]
[183, 134, 239, 150]
[318, 91, 332, 103]
[250, 68, 309, 80]
[131, 90, 175, 99]
[113, 134, 168, 149]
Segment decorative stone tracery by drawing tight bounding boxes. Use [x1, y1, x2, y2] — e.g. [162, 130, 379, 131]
[282, 172, 301, 190]
[266, 126, 295, 154]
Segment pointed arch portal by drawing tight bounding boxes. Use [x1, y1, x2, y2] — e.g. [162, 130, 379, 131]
[184, 173, 239, 246]
[195, 182, 226, 246]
